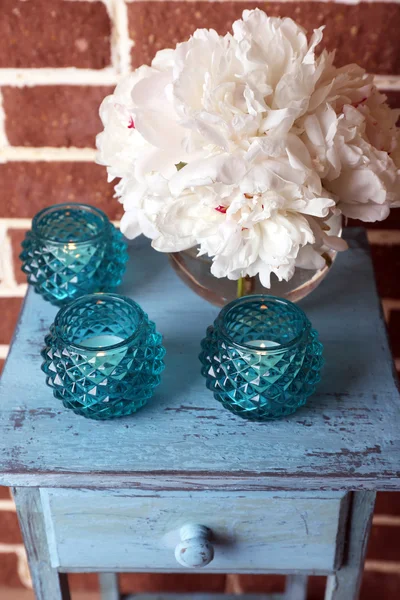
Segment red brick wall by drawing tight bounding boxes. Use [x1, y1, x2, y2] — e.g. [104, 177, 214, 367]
[0, 1, 400, 598]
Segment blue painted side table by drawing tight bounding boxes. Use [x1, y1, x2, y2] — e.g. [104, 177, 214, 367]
[0, 229, 399, 600]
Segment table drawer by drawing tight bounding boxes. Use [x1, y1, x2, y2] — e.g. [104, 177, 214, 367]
[41, 489, 349, 574]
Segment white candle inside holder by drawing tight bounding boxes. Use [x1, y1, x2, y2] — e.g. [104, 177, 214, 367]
[247, 339, 280, 349]
[82, 334, 124, 349]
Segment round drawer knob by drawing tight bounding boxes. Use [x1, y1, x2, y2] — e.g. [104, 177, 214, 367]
[174, 524, 214, 568]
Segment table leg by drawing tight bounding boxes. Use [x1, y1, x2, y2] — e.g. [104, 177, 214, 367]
[100, 572, 121, 600]
[285, 574, 308, 600]
[13, 487, 71, 600]
[325, 491, 376, 600]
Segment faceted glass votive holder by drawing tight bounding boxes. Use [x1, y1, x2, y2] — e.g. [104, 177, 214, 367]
[20, 203, 128, 306]
[199, 295, 324, 421]
[41, 293, 166, 419]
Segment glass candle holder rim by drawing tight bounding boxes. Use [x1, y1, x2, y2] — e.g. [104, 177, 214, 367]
[217, 294, 311, 354]
[54, 293, 146, 352]
[32, 203, 110, 246]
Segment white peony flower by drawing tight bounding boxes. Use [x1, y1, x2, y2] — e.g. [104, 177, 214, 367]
[301, 102, 400, 221]
[96, 8, 400, 286]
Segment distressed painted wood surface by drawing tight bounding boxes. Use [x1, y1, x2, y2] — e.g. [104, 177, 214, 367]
[40, 488, 348, 573]
[325, 491, 376, 600]
[285, 575, 308, 600]
[99, 573, 119, 600]
[12, 488, 71, 600]
[0, 229, 399, 491]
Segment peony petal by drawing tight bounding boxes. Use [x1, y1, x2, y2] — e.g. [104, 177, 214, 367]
[303, 27, 324, 65]
[152, 234, 197, 252]
[298, 196, 335, 217]
[134, 147, 180, 181]
[169, 154, 247, 196]
[134, 108, 185, 151]
[260, 108, 298, 133]
[120, 210, 142, 240]
[321, 232, 349, 251]
[329, 167, 387, 206]
[295, 245, 326, 269]
[338, 202, 391, 222]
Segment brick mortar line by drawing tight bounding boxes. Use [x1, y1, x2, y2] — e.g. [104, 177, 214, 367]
[0, 543, 24, 553]
[0, 219, 32, 228]
[373, 514, 400, 526]
[382, 299, 400, 322]
[0, 218, 121, 227]
[0, 68, 120, 87]
[105, 0, 133, 74]
[0, 544, 31, 589]
[0, 70, 398, 89]
[0, 90, 9, 148]
[0, 283, 28, 298]
[0, 71, 398, 87]
[382, 299, 400, 311]
[225, 574, 242, 594]
[0, 136, 399, 163]
[0, 499, 15, 511]
[0, 219, 28, 297]
[375, 75, 400, 91]
[0, 224, 18, 292]
[0, 286, 27, 298]
[0, 345, 9, 359]
[0, 147, 97, 162]
[365, 560, 400, 574]
[367, 230, 400, 245]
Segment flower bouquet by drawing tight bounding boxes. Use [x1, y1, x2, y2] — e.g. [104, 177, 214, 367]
[97, 9, 400, 302]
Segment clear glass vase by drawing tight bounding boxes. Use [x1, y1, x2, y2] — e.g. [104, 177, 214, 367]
[170, 215, 342, 306]
[41, 293, 166, 419]
[199, 295, 324, 421]
[20, 203, 128, 306]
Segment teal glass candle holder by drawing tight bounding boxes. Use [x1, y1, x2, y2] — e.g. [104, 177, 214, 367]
[41, 293, 165, 419]
[20, 203, 128, 306]
[199, 295, 324, 421]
